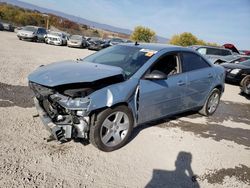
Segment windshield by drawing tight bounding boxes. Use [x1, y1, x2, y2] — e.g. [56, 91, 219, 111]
[111, 38, 124, 43]
[240, 60, 250, 66]
[70, 35, 82, 40]
[22, 26, 36, 32]
[82, 45, 155, 78]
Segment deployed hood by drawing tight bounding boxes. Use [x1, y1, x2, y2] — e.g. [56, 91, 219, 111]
[28, 60, 125, 87]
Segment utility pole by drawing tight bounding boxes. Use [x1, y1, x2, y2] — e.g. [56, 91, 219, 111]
[42, 14, 49, 30]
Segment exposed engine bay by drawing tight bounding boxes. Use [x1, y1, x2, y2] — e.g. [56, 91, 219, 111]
[29, 74, 125, 142]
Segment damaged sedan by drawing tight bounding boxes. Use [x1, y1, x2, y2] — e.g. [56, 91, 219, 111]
[28, 43, 225, 151]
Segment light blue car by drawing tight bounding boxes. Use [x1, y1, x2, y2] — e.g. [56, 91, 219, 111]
[28, 43, 225, 151]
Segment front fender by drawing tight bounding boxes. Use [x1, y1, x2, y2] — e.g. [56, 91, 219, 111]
[86, 78, 139, 115]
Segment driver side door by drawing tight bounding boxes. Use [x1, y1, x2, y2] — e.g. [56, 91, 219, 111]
[137, 52, 187, 124]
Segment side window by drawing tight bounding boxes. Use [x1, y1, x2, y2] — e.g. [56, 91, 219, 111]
[182, 52, 210, 72]
[149, 54, 180, 77]
[221, 49, 231, 56]
[37, 28, 41, 34]
[41, 29, 46, 34]
[197, 48, 207, 55]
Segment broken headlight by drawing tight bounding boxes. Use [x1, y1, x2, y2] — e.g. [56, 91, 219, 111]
[29, 82, 54, 98]
[50, 93, 91, 111]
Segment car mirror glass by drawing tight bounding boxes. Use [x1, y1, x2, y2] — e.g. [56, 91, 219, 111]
[144, 71, 167, 80]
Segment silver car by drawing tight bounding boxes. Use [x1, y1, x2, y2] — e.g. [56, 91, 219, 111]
[28, 43, 225, 151]
[67, 35, 88, 48]
[17, 26, 47, 42]
[45, 31, 68, 46]
[190, 45, 240, 64]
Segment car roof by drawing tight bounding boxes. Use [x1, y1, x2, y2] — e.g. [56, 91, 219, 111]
[190, 45, 231, 51]
[119, 43, 192, 52]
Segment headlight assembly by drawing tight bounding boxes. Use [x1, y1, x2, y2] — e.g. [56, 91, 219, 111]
[230, 69, 241, 75]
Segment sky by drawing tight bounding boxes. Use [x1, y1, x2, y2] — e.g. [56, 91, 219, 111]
[20, 0, 250, 49]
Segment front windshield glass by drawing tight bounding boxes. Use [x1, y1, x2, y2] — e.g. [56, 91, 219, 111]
[240, 60, 250, 66]
[112, 38, 124, 42]
[23, 26, 36, 32]
[70, 35, 82, 40]
[82, 45, 155, 78]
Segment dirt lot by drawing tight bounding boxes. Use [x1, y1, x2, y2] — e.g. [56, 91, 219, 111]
[0, 31, 250, 188]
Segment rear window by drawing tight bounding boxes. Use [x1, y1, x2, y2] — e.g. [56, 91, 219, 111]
[182, 52, 210, 72]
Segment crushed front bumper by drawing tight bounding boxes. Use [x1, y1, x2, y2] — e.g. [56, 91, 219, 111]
[34, 98, 72, 141]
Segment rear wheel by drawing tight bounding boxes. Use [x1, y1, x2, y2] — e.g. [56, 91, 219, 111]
[89, 105, 134, 152]
[241, 76, 250, 95]
[199, 88, 221, 116]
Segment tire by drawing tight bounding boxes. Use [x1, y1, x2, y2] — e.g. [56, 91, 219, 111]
[89, 105, 134, 152]
[199, 88, 221, 116]
[32, 36, 38, 42]
[240, 76, 250, 95]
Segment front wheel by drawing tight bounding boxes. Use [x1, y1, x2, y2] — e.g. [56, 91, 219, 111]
[199, 88, 221, 116]
[240, 76, 250, 95]
[89, 105, 134, 152]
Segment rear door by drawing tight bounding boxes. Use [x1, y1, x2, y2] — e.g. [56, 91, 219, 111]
[181, 52, 214, 108]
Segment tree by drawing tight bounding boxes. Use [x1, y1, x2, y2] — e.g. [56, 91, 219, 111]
[130, 26, 156, 43]
[169, 32, 218, 47]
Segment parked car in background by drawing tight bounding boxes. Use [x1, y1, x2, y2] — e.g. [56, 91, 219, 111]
[28, 43, 225, 151]
[17, 26, 47, 42]
[190, 45, 240, 64]
[222, 59, 250, 84]
[223, 43, 240, 54]
[239, 50, 250, 56]
[67, 35, 88, 48]
[45, 31, 68, 46]
[87, 38, 105, 50]
[0, 22, 4, 30]
[99, 38, 125, 49]
[2, 22, 14, 32]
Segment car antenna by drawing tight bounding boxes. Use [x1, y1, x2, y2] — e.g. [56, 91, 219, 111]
[135, 41, 139, 46]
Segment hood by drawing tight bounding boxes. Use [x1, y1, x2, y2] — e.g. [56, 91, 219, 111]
[69, 39, 82, 43]
[221, 63, 250, 70]
[47, 34, 61, 38]
[28, 60, 124, 87]
[18, 30, 35, 35]
[223, 43, 240, 54]
[207, 54, 239, 63]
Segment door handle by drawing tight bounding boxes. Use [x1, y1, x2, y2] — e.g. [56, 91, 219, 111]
[208, 73, 213, 78]
[177, 81, 186, 86]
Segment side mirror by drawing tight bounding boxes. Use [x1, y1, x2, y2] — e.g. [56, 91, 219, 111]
[144, 71, 167, 80]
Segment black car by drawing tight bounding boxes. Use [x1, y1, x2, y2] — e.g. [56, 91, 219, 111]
[221, 60, 250, 83]
[0, 22, 4, 31]
[87, 38, 105, 51]
[102, 38, 125, 48]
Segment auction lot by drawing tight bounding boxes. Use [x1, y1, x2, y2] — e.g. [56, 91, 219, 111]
[0, 31, 249, 188]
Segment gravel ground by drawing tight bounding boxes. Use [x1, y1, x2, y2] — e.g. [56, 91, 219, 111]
[0, 31, 250, 188]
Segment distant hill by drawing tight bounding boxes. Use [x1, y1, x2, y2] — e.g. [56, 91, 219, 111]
[0, 0, 169, 43]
